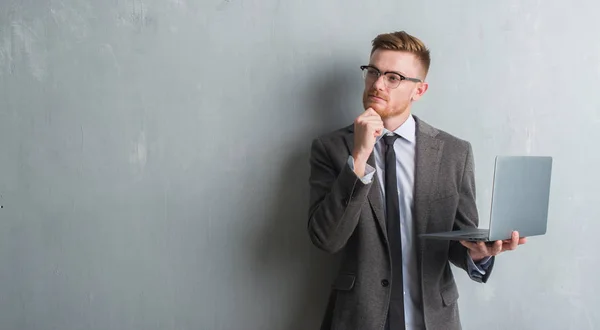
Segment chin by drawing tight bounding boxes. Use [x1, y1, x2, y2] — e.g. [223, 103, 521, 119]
[367, 104, 408, 120]
[364, 101, 382, 111]
[368, 104, 392, 118]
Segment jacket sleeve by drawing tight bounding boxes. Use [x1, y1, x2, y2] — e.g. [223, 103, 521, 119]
[447, 142, 495, 283]
[307, 137, 374, 254]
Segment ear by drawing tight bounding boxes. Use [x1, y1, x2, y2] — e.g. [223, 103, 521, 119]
[411, 82, 429, 102]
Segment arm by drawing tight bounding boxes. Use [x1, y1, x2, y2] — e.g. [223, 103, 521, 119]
[448, 142, 495, 283]
[307, 138, 374, 254]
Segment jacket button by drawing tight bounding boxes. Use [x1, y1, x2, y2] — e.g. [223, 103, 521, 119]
[381, 279, 389, 287]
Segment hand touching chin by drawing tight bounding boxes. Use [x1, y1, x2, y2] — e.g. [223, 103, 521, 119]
[367, 103, 390, 118]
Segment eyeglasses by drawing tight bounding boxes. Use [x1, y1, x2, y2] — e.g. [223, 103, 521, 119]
[360, 65, 422, 89]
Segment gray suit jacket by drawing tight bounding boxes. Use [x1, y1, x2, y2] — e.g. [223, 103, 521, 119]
[307, 115, 494, 330]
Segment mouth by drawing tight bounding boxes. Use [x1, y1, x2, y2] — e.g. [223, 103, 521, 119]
[368, 95, 386, 102]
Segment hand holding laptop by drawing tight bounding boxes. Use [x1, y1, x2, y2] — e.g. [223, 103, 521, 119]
[460, 230, 527, 262]
[419, 156, 553, 244]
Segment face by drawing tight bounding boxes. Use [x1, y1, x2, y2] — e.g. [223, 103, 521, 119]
[362, 49, 429, 119]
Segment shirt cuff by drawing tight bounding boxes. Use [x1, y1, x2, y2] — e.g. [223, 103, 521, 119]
[347, 155, 376, 184]
[467, 253, 493, 276]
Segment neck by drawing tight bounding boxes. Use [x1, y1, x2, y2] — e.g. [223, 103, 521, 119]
[383, 109, 411, 132]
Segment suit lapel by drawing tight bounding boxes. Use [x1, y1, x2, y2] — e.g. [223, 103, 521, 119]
[342, 126, 388, 241]
[413, 117, 444, 237]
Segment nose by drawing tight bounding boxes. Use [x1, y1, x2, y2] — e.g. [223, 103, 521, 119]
[373, 74, 386, 91]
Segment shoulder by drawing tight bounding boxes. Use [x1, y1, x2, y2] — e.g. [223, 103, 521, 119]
[309, 125, 353, 167]
[415, 115, 472, 152]
[311, 124, 353, 148]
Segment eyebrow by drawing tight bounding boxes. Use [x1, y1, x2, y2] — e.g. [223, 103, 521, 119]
[368, 64, 407, 77]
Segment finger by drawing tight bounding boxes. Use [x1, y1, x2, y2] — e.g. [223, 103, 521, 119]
[358, 116, 383, 126]
[366, 123, 384, 133]
[459, 240, 478, 250]
[363, 119, 384, 128]
[361, 117, 383, 127]
[364, 108, 378, 116]
[518, 237, 527, 245]
[365, 107, 379, 117]
[364, 111, 382, 120]
[367, 126, 384, 137]
[500, 238, 517, 253]
[477, 241, 488, 252]
[509, 231, 519, 250]
[493, 240, 503, 255]
[356, 110, 376, 122]
[355, 120, 381, 132]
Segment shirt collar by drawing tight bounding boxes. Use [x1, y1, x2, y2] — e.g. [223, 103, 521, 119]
[377, 114, 416, 143]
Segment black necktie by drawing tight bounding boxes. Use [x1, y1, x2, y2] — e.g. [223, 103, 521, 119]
[383, 134, 406, 330]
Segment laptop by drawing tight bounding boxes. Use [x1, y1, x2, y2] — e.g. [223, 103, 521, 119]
[419, 156, 553, 242]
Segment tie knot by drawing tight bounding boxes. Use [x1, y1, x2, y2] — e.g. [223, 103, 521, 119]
[383, 134, 399, 146]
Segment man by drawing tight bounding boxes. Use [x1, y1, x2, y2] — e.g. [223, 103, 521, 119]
[307, 31, 526, 330]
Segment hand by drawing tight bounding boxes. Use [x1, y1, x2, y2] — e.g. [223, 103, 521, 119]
[352, 108, 383, 177]
[460, 231, 527, 262]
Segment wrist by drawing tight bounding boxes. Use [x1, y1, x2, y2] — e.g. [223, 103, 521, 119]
[352, 150, 370, 165]
[351, 152, 369, 178]
[469, 250, 487, 263]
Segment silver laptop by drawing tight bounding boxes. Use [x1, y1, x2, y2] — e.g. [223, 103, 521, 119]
[419, 156, 553, 242]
